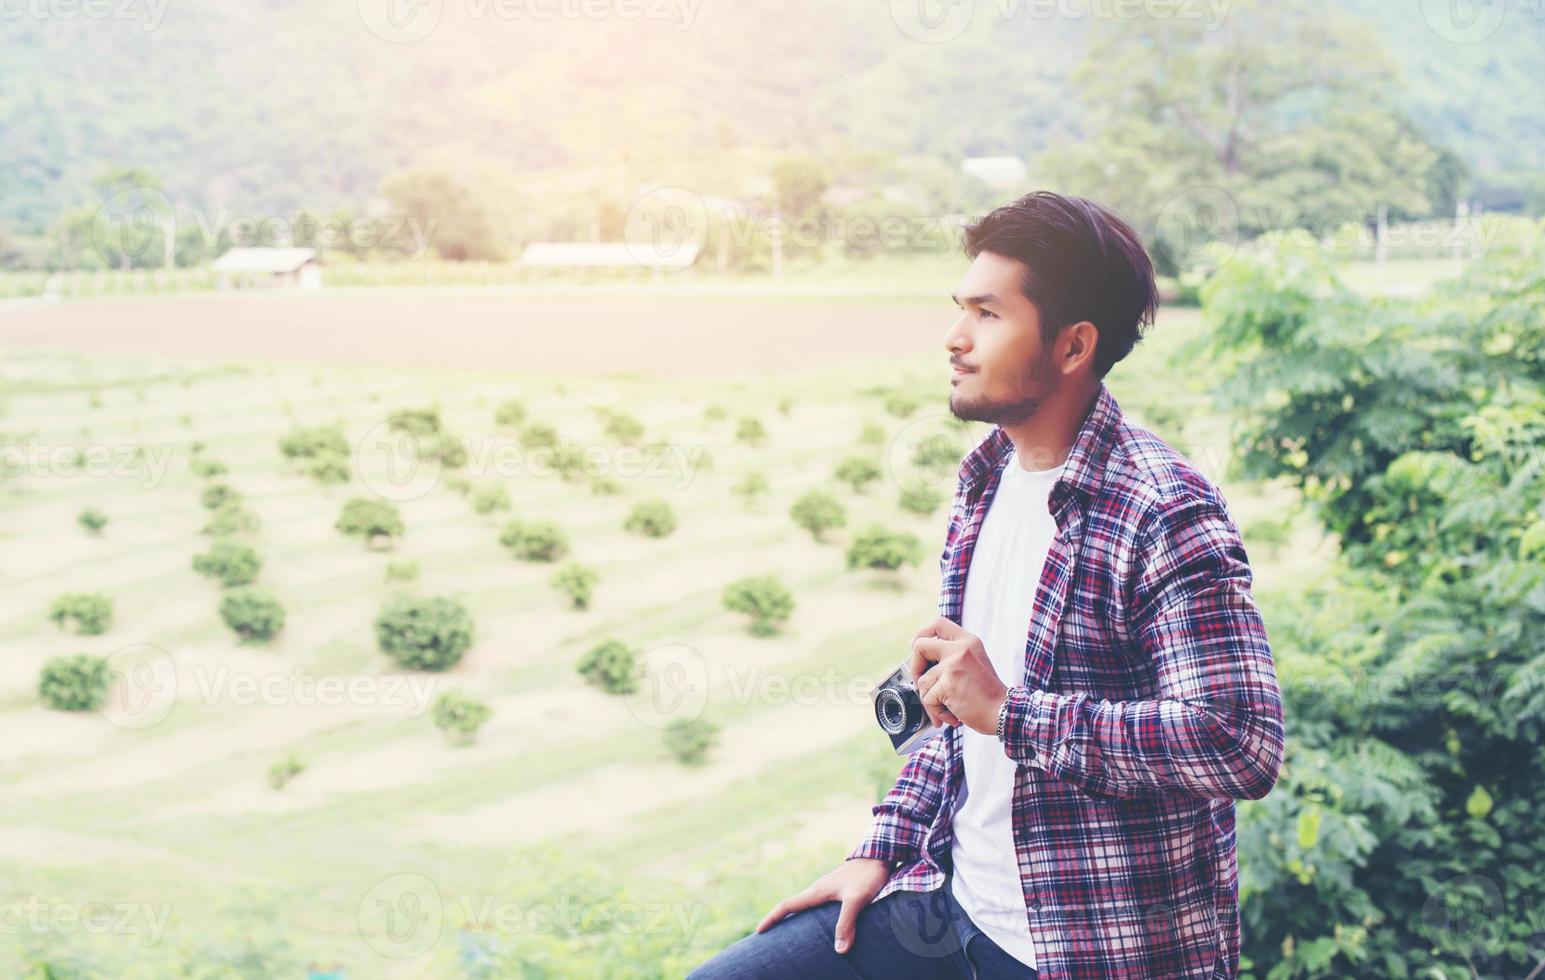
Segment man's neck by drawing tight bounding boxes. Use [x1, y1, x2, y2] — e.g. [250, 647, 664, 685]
[1000, 381, 1100, 473]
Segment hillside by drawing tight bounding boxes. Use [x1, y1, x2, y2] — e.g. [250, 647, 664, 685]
[2, 0, 1542, 229]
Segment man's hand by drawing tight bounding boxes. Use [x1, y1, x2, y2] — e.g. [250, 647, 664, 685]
[908, 616, 1009, 735]
[754, 857, 891, 954]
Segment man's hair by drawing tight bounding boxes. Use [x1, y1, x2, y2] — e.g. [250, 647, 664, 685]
[962, 191, 1159, 378]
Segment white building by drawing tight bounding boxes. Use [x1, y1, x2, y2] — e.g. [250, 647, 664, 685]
[212, 247, 322, 290]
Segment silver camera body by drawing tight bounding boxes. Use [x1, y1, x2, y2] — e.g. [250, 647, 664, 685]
[872, 661, 939, 755]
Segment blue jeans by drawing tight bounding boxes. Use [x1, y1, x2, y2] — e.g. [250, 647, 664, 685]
[686, 874, 1038, 979]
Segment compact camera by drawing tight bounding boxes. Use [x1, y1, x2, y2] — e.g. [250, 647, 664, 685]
[872, 661, 940, 755]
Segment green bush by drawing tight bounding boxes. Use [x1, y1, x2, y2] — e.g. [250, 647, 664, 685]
[722, 574, 795, 636]
[624, 498, 677, 538]
[664, 717, 719, 766]
[385, 558, 421, 583]
[444, 473, 473, 496]
[520, 422, 559, 450]
[335, 497, 405, 549]
[267, 752, 304, 790]
[576, 639, 638, 694]
[307, 452, 351, 485]
[190, 456, 228, 478]
[494, 399, 528, 428]
[387, 407, 441, 438]
[48, 592, 113, 635]
[550, 562, 599, 609]
[834, 455, 881, 493]
[192, 539, 263, 587]
[883, 390, 920, 418]
[200, 482, 240, 510]
[899, 484, 947, 515]
[77, 508, 108, 535]
[846, 525, 923, 572]
[432, 689, 493, 745]
[858, 421, 887, 446]
[468, 482, 511, 515]
[703, 403, 727, 422]
[219, 588, 286, 642]
[550, 443, 588, 482]
[790, 490, 846, 541]
[279, 424, 349, 460]
[203, 501, 260, 536]
[735, 417, 767, 445]
[38, 654, 110, 711]
[590, 474, 623, 496]
[732, 470, 770, 503]
[375, 595, 475, 671]
[604, 412, 645, 445]
[498, 520, 569, 562]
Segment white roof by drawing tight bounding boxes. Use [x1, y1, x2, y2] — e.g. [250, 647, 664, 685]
[212, 247, 318, 273]
[961, 156, 1027, 187]
[517, 242, 699, 270]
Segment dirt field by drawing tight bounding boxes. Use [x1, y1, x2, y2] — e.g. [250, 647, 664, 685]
[0, 290, 953, 379]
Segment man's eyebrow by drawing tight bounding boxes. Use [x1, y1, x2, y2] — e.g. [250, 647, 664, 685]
[951, 292, 1000, 306]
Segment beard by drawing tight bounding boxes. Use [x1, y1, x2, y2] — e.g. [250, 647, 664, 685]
[948, 348, 1058, 425]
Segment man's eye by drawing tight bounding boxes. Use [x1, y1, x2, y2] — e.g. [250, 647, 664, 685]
[980, 309, 997, 320]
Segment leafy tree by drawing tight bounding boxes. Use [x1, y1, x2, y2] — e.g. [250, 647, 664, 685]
[1202, 231, 1545, 979]
[732, 470, 770, 504]
[576, 639, 638, 694]
[190, 457, 228, 479]
[520, 423, 559, 450]
[77, 508, 107, 535]
[39, 654, 110, 711]
[375, 595, 475, 671]
[192, 539, 262, 587]
[899, 484, 947, 516]
[846, 525, 923, 573]
[590, 475, 623, 496]
[335, 497, 404, 549]
[387, 407, 441, 438]
[722, 574, 795, 636]
[431, 689, 493, 745]
[550, 562, 599, 610]
[203, 501, 260, 536]
[790, 490, 846, 541]
[48, 592, 113, 635]
[379, 167, 510, 261]
[499, 519, 569, 562]
[604, 411, 645, 445]
[219, 588, 286, 642]
[624, 498, 678, 538]
[883, 390, 920, 418]
[385, 558, 420, 583]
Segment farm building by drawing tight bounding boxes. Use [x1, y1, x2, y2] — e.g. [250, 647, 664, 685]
[212, 247, 323, 290]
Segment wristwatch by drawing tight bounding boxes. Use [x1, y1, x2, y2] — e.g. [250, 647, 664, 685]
[994, 689, 1015, 742]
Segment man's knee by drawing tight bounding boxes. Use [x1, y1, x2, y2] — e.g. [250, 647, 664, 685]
[683, 902, 840, 979]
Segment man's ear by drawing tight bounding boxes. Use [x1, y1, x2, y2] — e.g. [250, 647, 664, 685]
[1058, 320, 1100, 376]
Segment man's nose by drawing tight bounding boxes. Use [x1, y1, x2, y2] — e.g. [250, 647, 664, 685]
[944, 313, 970, 354]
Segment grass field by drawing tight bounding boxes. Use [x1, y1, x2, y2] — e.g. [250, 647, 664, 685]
[0, 290, 1328, 976]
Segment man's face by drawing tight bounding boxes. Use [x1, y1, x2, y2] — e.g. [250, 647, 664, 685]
[944, 251, 1060, 425]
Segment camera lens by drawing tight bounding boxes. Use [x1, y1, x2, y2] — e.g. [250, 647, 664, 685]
[876, 688, 911, 735]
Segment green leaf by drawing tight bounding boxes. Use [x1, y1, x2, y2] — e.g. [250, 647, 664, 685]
[1465, 784, 1493, 821]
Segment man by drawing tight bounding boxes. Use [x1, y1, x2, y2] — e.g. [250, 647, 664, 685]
[687, 191, 1284, 979]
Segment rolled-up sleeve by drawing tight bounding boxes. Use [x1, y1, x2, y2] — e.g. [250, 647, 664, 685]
[998, 490, 1285, 801]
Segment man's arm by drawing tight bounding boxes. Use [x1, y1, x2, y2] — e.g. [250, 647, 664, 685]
[997, 489, 1285, 801]
[846, 726, 950, 865]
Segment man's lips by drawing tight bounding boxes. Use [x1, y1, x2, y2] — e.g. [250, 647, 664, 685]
[950, 364, 975, 377]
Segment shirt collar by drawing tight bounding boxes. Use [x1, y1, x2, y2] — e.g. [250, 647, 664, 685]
[957, 383, 1122, 507]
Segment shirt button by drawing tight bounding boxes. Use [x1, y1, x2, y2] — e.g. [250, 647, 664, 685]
[1028, 894, 1043, 911]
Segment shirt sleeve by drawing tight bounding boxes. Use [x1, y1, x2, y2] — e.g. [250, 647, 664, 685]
[996, 488, 1285, 801]
[848, 726, 951, 864]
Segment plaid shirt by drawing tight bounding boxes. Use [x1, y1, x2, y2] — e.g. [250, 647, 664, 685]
[849, 384, 1284, 979]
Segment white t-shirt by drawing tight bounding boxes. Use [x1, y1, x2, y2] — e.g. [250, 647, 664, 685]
[949, 448, 1062, 970]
